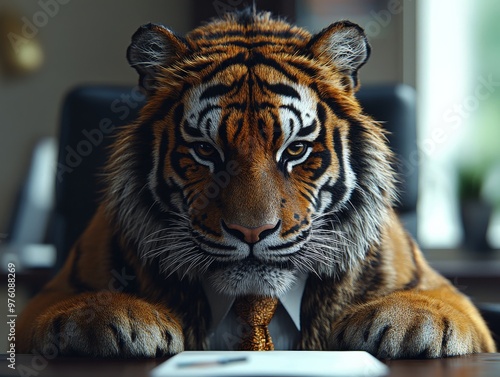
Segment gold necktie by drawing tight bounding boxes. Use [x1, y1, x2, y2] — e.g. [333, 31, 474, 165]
[233, 295, 279, 351]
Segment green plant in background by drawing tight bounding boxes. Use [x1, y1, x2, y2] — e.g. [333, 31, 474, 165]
[457, 0, 500, 208]
[458, 167, 485, 202]
[456, 0, 500, 249]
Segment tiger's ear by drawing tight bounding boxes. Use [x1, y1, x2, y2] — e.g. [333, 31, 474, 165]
[308, 21, 370, 90]
[127, 23, 189, 93]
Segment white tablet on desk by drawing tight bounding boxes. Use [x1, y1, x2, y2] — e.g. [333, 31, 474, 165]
[151, 350, 389, 377]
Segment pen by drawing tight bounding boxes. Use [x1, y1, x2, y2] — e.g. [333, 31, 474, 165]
[176, 356, 248, 368]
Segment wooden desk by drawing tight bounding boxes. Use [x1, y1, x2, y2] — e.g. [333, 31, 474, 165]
[385, 353, 500, 377]
[2, 353, 500, 377]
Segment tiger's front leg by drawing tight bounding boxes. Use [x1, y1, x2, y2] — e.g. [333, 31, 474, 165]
[330, 289, 496, 359]
[31, 292, 184, 358]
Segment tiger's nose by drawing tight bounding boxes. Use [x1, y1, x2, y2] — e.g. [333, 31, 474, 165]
[223, 221, 280, 244]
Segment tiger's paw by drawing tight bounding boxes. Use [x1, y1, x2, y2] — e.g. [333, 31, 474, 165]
[331, 292, 480, 359]
[31, 292, 184, 358]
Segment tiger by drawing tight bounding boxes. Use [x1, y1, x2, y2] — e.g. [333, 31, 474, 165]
[18, 9, 495, 359]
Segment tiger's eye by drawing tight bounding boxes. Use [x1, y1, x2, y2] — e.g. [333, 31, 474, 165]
[194, 143, 215, 158]
[286, 142, 306, 157]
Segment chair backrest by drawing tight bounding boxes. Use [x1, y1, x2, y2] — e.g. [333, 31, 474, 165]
[355, 84, 418, 237]
[53, 86, 145, 267]
[52, 84, 417, 267]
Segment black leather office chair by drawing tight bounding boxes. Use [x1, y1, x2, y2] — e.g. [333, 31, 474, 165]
[52, 86, 143, 268]
[52, 84, 418, 266]
[356, 84, 418, 238]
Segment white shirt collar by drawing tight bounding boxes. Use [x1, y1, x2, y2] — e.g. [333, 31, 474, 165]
[202, 273, 308, 331]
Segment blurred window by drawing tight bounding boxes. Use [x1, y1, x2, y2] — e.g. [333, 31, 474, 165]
[417, 0, 500, 249]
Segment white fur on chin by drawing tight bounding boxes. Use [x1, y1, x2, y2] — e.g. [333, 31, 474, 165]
[207, 262, 297, 297]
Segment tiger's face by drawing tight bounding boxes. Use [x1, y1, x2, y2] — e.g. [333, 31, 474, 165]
[110, 11, 395, 296]
[170, 69, 340, 295]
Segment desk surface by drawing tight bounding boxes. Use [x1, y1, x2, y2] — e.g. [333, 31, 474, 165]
[3, 353, 500, 377]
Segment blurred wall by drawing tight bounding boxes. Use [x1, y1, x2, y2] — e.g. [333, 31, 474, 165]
[294, 0, 416, 87]
[0, 0, 191, 234]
